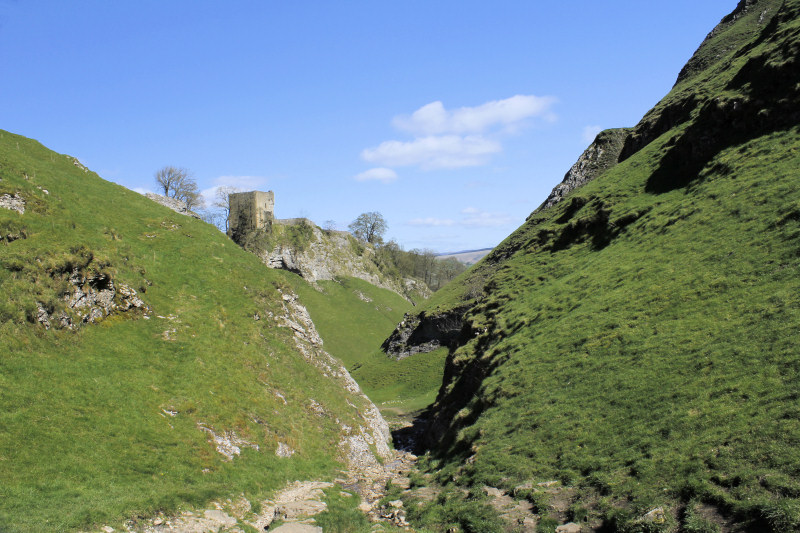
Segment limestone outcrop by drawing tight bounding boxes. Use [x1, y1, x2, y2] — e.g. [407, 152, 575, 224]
[381, 306, 470, 360]
[145, 192, 202, 219]
[36, 268, 149, 330]
[0, 193, 25, 214]
[264, 225, 424, 301]
[271, 289, 392, 470]
[531, 128, 629, 215]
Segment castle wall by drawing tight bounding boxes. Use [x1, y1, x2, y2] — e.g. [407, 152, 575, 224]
[273, 217, 314, 226]
[228, 191, 274, 240]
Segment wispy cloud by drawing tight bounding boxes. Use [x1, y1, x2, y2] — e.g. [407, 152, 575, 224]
[362, 135, 501, 170]
[354, 167, 398, 183]
[393, 95, 557, 136]
[407, 207, 514, 229]
[408, 217, 456, 227]
[359, 94, 556, 175]
[582, 125, 603, 144]
[460, 207, 514, 227]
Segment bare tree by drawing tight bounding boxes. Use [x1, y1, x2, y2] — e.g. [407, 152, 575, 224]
[154, 166, 204, 210]
[212, 185, 241, 231]
[349, 211, 387, 244]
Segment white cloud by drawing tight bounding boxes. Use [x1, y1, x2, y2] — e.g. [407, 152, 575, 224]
[460, 207, 513, 227]
[408, 217, 456, 227]
[354, 167, 398, 183]
[393, 95, 557, 135]
[582, 125, 603, 144]
[200, 186, 221, 207]
[197, 175, 270, 208]
[361, 135, 501, 170]
[360, 94, 557, 173]
[407, 208, 514, 230]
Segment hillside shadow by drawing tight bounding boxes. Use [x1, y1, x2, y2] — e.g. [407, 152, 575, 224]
[646, 10, 800, 194]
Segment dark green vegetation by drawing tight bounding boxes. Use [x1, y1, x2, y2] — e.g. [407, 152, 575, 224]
[0, 131, 380, 532]
[239, 218, 317, 255]
[375, 242, 467, 291]
[401, 1, 800, 531]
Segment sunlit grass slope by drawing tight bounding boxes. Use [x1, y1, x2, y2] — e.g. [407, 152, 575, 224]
[294, 276, 410, 370]
[0, 130, 376, 532]
[294, 276, 442, 415]
[416, 1, 800, 530]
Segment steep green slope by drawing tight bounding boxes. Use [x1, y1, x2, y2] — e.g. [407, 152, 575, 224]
[0, 131, 388, 532]
[294, 276, 444, 415]
[398, 1, 800, 530]
[295, 276, 411, 370]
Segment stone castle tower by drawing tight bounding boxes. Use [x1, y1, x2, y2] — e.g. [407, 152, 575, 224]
[227, 190, 274, 242]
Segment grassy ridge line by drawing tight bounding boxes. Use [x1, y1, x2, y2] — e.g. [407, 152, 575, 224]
[413, 1, 800, 530]
[0, 130, 374, 532]
[416, 0, 789, 320]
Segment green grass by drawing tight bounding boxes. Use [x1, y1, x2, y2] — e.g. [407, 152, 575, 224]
[426, 126, 800, 530]
[412, 2, 800, 531]
[294, 276, 444, 415]
[0, 130, 381, 532]
[404, 486, 504, 533]
[352, 347, 447, 414]
[294, 276, 411, 370]
[314, 487, 373, 533]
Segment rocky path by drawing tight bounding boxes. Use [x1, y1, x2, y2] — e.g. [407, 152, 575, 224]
[101, 444, 418, 533]
[92, 416, 589, 533]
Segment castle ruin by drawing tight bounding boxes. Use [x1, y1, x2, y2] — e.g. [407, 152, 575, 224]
[227, 190, 314, 244]
[227, 190, 274, 242]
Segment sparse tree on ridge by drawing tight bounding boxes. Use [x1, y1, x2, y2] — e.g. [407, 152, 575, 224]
[154, 166, 204, 210]
[212, 185, 241, 232]
[349, 211, 387, 244]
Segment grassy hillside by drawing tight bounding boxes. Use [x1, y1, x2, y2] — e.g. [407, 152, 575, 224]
[403, 0, 800, 531]
[293, 276, 444, 415]
[294, 276, 411, 370]
[0, 131, 384, 532]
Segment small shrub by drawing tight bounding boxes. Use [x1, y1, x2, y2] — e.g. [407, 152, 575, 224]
[536, 516, 559, 533]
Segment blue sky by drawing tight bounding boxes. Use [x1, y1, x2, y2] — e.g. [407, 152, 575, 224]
[0, 1, 735, 252]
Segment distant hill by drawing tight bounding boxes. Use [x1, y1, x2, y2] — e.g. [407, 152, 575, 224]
[436, 248, 493, 266]
[380, 0, 800, 531]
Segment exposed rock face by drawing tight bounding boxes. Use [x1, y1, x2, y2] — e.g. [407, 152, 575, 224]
[36, 268, 149, 330]
[381, 306, 470, 360]
[271, 289, 392, 470]
[145, 192, 202, 219]
[264, 225, 423, 301]
[531, 128, 629, 215]
[197, 423, 259, 461]
[0, 193, 25, 214]
[675, 0, 775, 86]
[622, 0, 781, 164]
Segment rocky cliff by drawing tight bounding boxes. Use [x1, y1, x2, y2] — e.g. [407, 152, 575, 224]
[532, 127, 629, 215]
[248, 223, 429, 302]
[145, 192, 202, 219]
